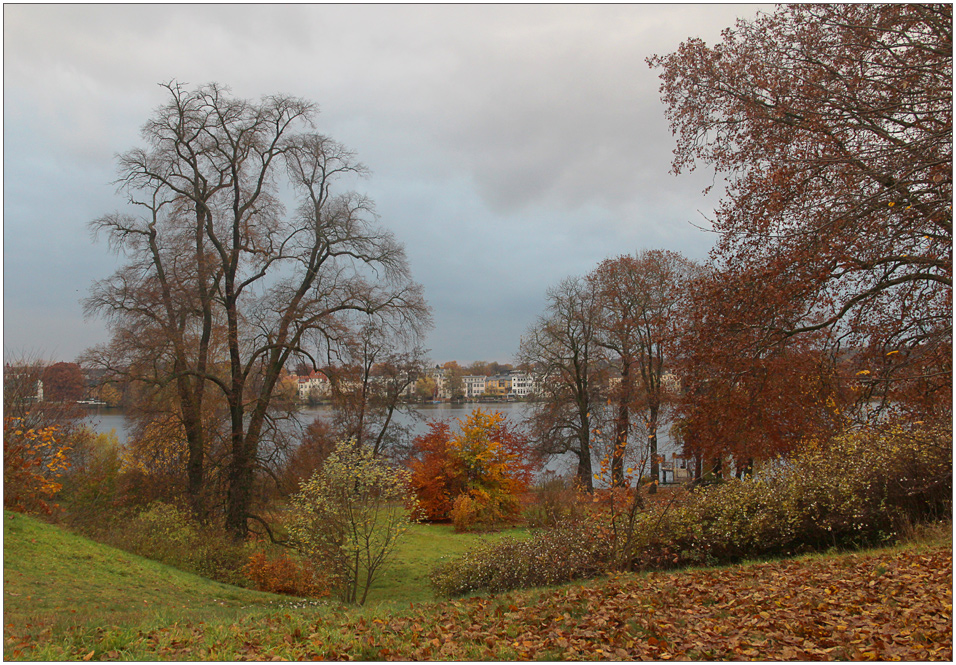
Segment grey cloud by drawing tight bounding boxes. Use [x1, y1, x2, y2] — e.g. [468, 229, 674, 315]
[3, 4, 765, 363]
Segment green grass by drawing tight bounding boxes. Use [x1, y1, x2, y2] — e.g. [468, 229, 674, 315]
[2, 511, 529, 654]
[5, 510, 949, 660]
[2, 511, 294, 637]
[366, 522, 530, 605]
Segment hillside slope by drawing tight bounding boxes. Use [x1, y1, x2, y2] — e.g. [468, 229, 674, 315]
[3, 511, 293, 640]
[4, 511, 952, 661]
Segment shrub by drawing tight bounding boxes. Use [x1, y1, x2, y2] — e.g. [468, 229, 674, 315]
[524, 474, 589, 528]
[288, 440, 420, 605]
[116, 501, 249, 586]
[429, 521, 611, 597]
[450, 493, 479, 531]
[624, 423, 952, 570]
[432, 422, 952, 597]
[243, 551, 329, 598]
[58, 429, 124, 530]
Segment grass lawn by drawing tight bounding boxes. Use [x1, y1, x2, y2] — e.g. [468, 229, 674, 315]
[2, 510, 529, 655]
[4, 511, 950, 660]
[366, 522, 530, 605]
[2, 512, 293, 637]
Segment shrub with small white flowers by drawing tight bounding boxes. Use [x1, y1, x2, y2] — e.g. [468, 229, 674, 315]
[429, 521, 611, 597]
[430, 423, 950, 596]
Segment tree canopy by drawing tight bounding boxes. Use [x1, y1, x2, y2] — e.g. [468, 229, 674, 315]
[650, 4, 952, 423]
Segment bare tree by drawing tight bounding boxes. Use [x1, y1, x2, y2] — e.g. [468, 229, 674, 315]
[86, 81, 430, 538]
[322, 315, 429, 458]
[589, 250, 698, 489]
[519, 276, 605, 491]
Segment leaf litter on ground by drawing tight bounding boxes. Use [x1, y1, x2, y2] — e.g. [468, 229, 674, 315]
[9, 544, 952, 661]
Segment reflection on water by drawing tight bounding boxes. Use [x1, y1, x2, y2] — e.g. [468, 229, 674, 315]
[84, 401, 679, 483]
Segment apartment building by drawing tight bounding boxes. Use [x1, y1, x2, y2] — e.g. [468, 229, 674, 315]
[296, 370, 330, 401]
[461, 375, 486, 399]
[508, 372, 535, 397]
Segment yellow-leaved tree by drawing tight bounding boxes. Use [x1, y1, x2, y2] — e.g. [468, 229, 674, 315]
[3, 417, 72, 514]
[409, 409, 537, 531]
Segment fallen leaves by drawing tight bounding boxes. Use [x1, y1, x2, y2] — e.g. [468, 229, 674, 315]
[5, 545, 951, 661]
[316, 545, 952, 661]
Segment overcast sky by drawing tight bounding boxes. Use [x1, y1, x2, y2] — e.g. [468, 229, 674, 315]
[3, 4, 766, 366]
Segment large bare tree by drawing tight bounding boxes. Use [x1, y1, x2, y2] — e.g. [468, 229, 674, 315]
[86, 81, 430, 538]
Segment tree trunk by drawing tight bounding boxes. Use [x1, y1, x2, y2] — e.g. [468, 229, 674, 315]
[576, 447, 593, 492]
[180, 396, 206, 519]
[225, 416, 253, 540]
[577, 408, 593, 492]
[742, 457, 754, 479]
[612, 362, 630, 487]
[647, 404, 660, 494]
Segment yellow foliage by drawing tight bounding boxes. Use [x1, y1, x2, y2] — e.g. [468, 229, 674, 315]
[3, 416, 72, 514]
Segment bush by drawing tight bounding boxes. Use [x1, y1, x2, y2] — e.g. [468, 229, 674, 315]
[58, 429, 125, 530]
[450, 493, 479, 531]
[432, 422, 952, 597]
[451, 487, 523, 532]
[288, 440, 421, 605]
[243, 550, 329, 598]
[523, 474, 588, 528]
[625, 423, 952, 570]
[429, 521, 611, 597]
[116, 501, 249, 586]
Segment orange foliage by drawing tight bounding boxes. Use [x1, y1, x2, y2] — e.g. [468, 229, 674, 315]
[408, 421, 457, 520]
[409, 409, 537, 529]
[243, 551, 329, 598]
[3, 416, 72, 514]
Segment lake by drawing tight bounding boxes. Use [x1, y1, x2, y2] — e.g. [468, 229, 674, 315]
[82, 402, 532, 447]
[83, 401, 680, 482]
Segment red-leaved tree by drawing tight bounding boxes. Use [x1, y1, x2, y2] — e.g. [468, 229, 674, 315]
[41, 362, 86, 403]
[674, 269, 850, 479]
[650, 4, 952, 425]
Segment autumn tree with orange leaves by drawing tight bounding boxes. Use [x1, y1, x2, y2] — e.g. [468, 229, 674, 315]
[3, 417, 72, 514]
[3, 360, 85, 514]
[409, 409, 537, 529]
[650, 5, 952, 450]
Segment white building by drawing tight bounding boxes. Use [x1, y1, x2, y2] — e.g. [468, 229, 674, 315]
[508, 372, 536, 398]
[426, 366, 449, 400]
[297, 370, 330, 401]
[462, 375, 486, 399]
